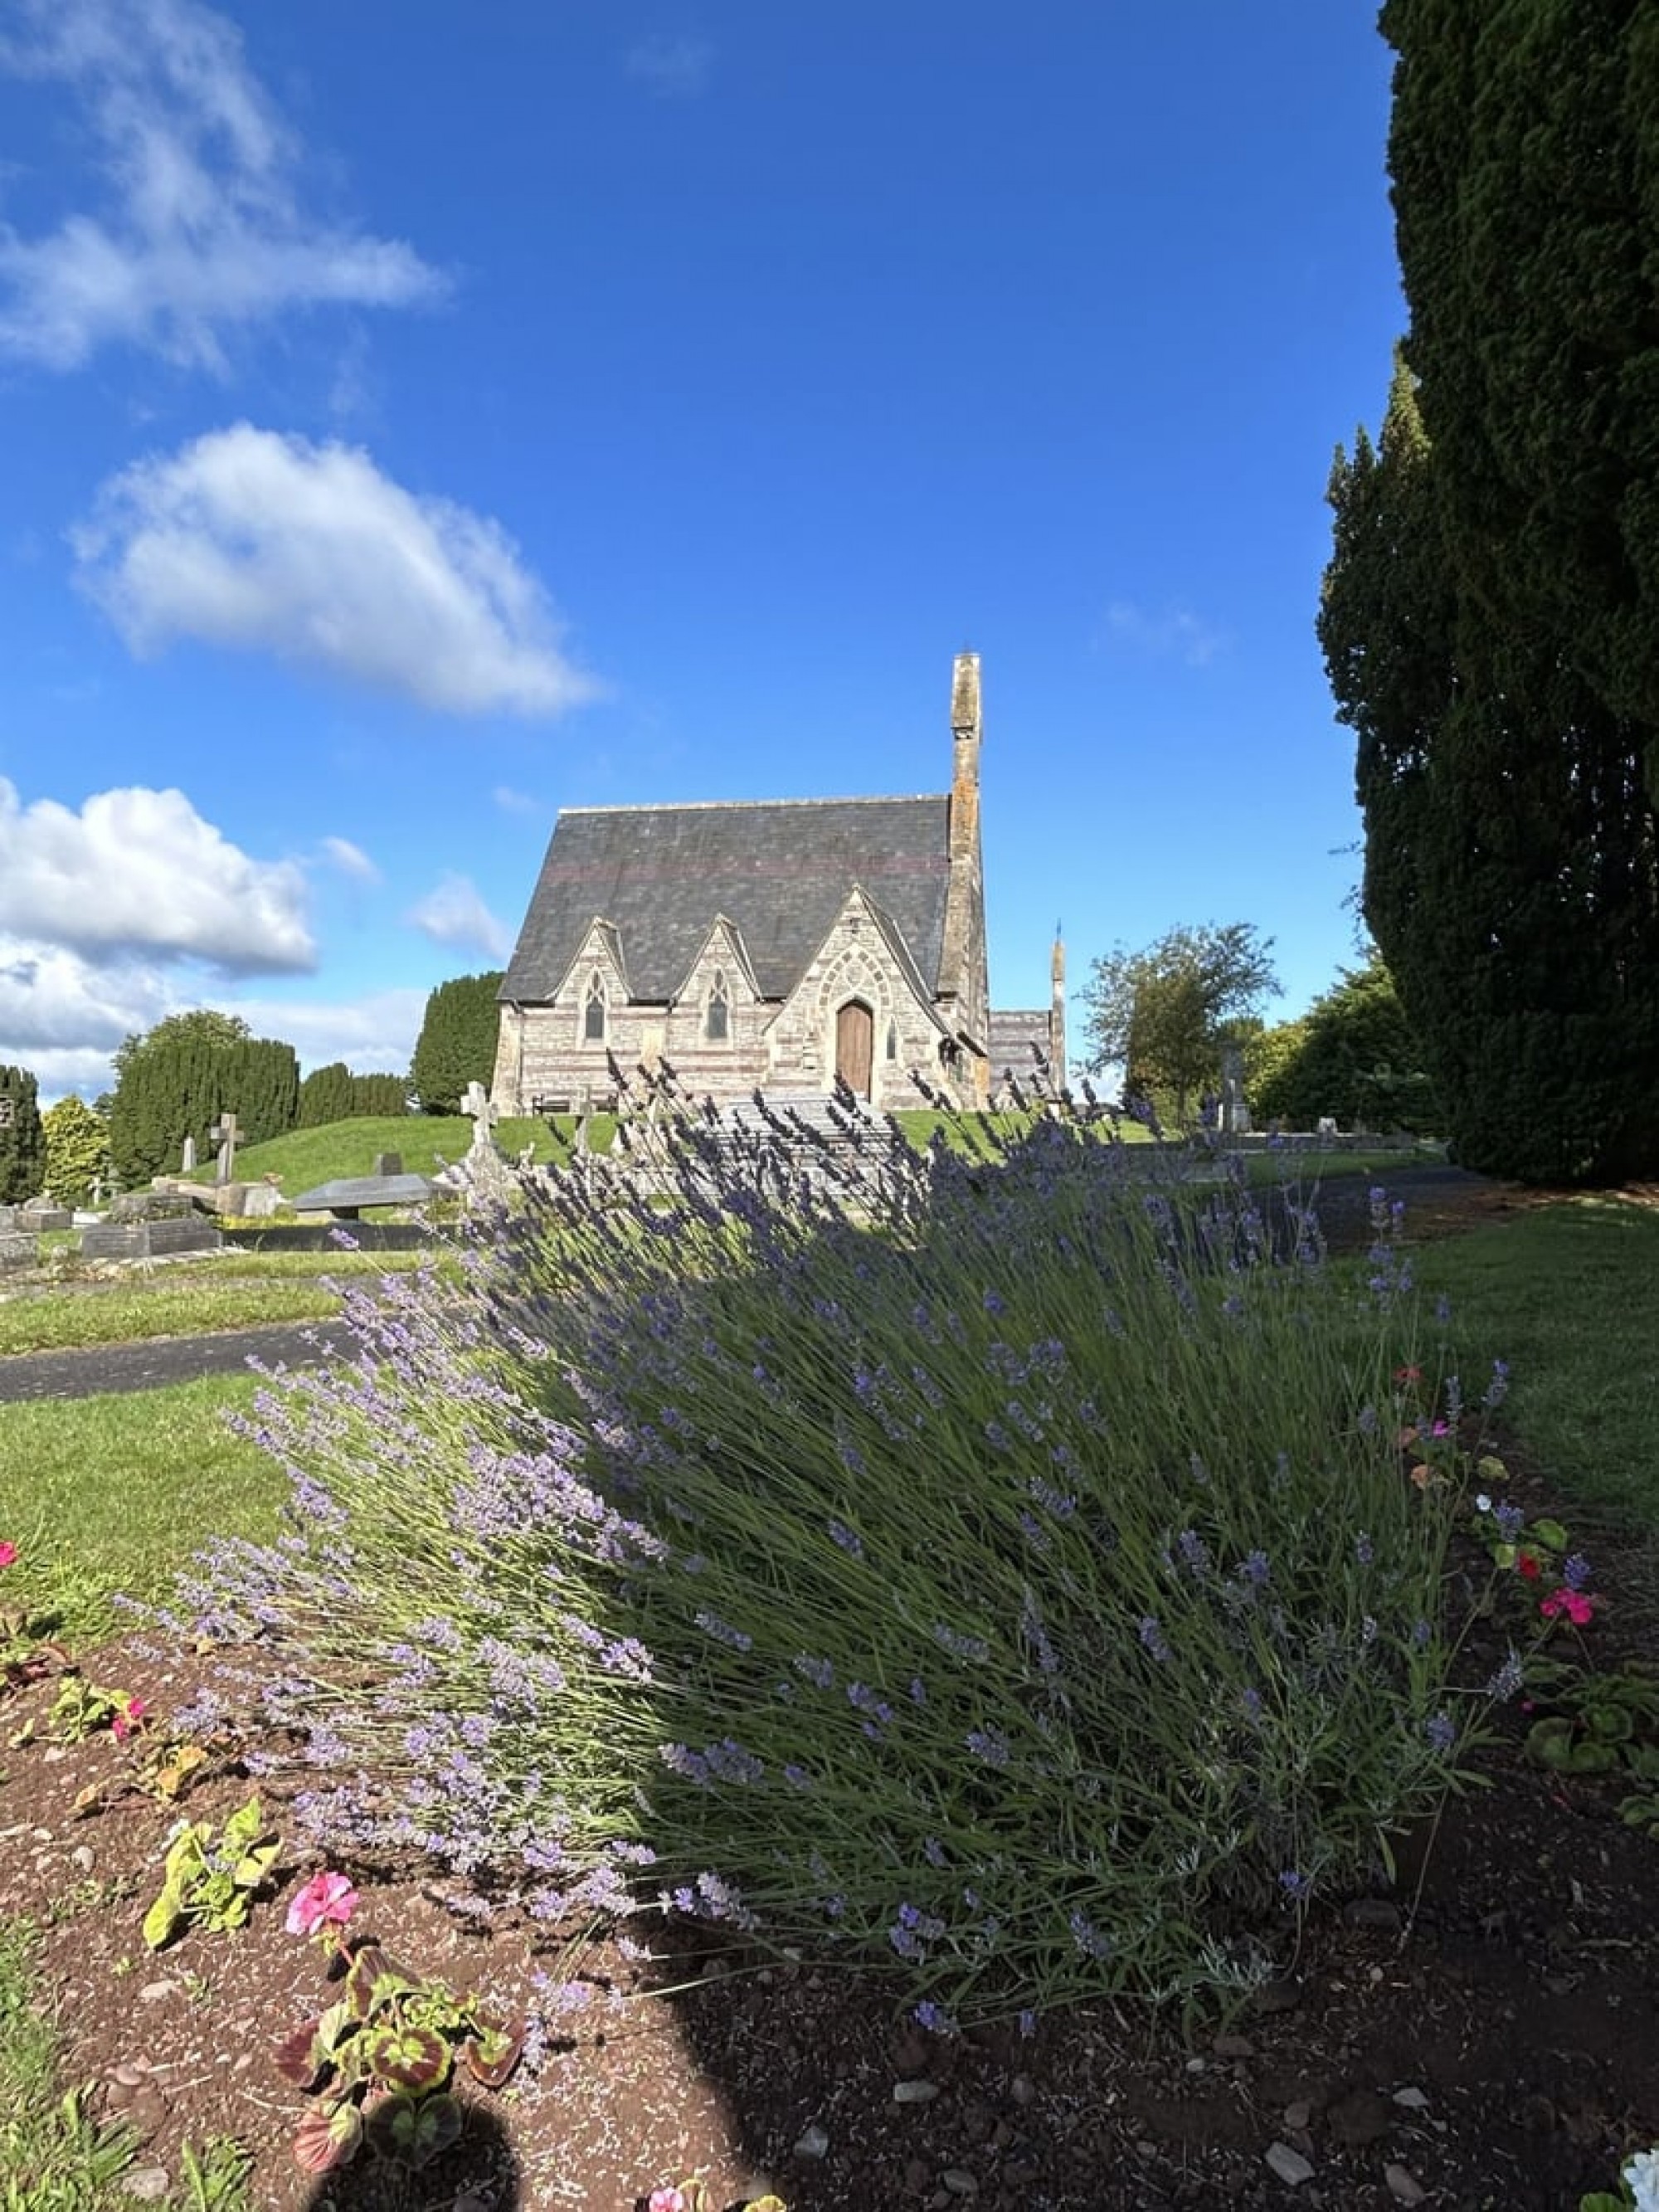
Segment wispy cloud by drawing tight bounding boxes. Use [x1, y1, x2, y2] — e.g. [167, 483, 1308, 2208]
[1098, 599, 1231, 668]
[319, 835, 380, 884]
[492, 784, 541, 816]
[405, 873, 510, 961]
[625, 32, 713, 99]
[0, 777, 314, 972]
[0, 0, 445, 371]
[74, 423, 602, 719]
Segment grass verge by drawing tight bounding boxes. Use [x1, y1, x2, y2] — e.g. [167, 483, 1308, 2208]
[0, 1375, 281, 1644]
[0, 1917, 139, 2210]
[0, 1248, 445, 1357]
[1415, 1195, 1659, 1530]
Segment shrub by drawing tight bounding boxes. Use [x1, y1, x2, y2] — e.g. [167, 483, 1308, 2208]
[42, 1094, 110, 1209]
[0, 1064, 46, 1203]
[182, 1097, 1474, 2024]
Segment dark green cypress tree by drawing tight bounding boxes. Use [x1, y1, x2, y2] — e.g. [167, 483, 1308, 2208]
[0, 1065, 46, 1203]
[1323, 7, 1659, 1182]
[299, 1063, 353, 1127]
[410, 972, 504, 1114]
[352, 1073, 409, 1118]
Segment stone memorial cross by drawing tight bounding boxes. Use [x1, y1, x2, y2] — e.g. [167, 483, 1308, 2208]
[461, 1081, 499, 1154]
[207, 1111, 240, 1186]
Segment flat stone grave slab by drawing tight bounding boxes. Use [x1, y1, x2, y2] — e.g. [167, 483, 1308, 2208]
[0, 1232, 37, 1271]
[80, 1217, 225, 1261]
[286, 1173, 435, 1220]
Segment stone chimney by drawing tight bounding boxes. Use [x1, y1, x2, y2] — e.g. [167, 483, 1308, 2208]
[948, 650, 981, 865]
[937, 653, 989, 1078]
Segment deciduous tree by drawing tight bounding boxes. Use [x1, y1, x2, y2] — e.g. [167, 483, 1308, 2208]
[1081, 923, 1278, 1126]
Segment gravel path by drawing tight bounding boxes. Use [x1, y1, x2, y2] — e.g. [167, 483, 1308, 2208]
[0, 1163, 1494, 1407]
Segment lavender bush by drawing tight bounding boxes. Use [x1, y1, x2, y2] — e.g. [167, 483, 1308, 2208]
[178, 1095, 1472, 2023]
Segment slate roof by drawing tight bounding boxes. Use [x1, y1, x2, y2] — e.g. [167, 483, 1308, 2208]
[501, 797, 954, 1005]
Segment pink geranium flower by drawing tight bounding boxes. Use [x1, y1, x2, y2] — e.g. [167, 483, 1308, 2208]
[285, 1869, 359, 1937]
[1540, 1588, 1595, 1628]
[0, 1542, 17, 1568]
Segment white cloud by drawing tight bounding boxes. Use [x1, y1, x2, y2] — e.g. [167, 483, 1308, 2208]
[222, 986, 427, 1079]
[320, 834, 380, 884]
[625, 33, 713, 98]
[0, 778, 314, 972]
[74, 424, 601, 719]
[405, 874, 510, 962]
[0, 0, 444, 371]
[491, 784, 541, 816]
[1099, 600, 1231, 668]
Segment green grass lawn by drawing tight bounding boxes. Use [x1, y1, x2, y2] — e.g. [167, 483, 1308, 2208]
[0, 1247, 445, 1357]
[0, 1374, 280, 1645]
[1416, 1195, 1659, 1528]
[233, 1113, 605, 1191]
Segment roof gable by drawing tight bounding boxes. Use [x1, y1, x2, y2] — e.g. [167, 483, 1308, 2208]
[501, 795, 952, 1004]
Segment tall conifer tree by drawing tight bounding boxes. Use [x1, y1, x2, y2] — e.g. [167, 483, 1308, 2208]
[1323, 4, 1659, 1182]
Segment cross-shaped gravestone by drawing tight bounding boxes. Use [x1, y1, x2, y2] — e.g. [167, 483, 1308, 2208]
[207, 1111, 240, 1186]
[461, 1080, 499, 1153]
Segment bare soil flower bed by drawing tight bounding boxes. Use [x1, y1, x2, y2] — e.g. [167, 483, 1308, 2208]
[0, 1453, 1654, 2212]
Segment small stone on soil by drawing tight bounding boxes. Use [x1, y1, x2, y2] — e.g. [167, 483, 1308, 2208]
[1384, 2162, 1428, 2204]
[940, 2170, 979, 2197]
[1264, 2141, 1316, 2186]
[792, 2121, 830, 2160]
[1390, 2086, 1431, 2110]
[116, 2169, 170, 2203]
[893, 2078, 940, 2103]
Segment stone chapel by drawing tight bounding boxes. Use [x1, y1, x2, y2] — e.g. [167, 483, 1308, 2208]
[491, 654, 1064, 1115]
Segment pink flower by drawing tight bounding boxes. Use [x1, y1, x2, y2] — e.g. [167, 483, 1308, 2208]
[1540, 1589, 1595, 1627]
[648, 2194, 688, 2212]
[0, 1542, 17, 1568]
[110, 1698, 147, 1742]
[285, 1869, 359, 1937]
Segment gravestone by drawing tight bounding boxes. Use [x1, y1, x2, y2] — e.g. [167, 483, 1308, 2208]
[80, 1216, 225, 1262]
[1219, 1045, 1252, 1137]
[181, 1133, 197, 1174]
[207, 1112, 240, 1186]
[287, 1172, 435, 1220]
[373, 1151, 404, 1177]
[461, 1082, 499, 1153]
[18, 1199, 72, 1231]
[0, 1232, 36, 1273]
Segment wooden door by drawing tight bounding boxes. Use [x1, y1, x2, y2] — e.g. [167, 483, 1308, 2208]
[835, 1000, 874, 1097]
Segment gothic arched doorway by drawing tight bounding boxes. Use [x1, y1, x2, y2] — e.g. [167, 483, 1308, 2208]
[835, 999, 874, 1098]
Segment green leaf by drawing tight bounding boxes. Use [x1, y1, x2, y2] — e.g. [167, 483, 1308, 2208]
[365, 2089, 464, 2171]
[220, 1795, 265, 1849]
[231, 1839, 280, 1888]
[1530, 1519, 1569, 1552]
[365, 2021, 450, 2093]
[141, 1885, 182, 1951]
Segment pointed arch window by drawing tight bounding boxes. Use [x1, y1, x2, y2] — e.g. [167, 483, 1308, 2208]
[706, 969, 730, 1041]
[583, 972, 607, 1043]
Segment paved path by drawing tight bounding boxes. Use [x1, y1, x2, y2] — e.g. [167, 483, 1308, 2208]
[0, 1318, 339, 1406]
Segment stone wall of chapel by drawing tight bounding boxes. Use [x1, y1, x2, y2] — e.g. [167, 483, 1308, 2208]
[771, 911, 954, 1111]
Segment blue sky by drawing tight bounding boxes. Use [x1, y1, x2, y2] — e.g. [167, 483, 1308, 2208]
[0, 0, 1402, 1101]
